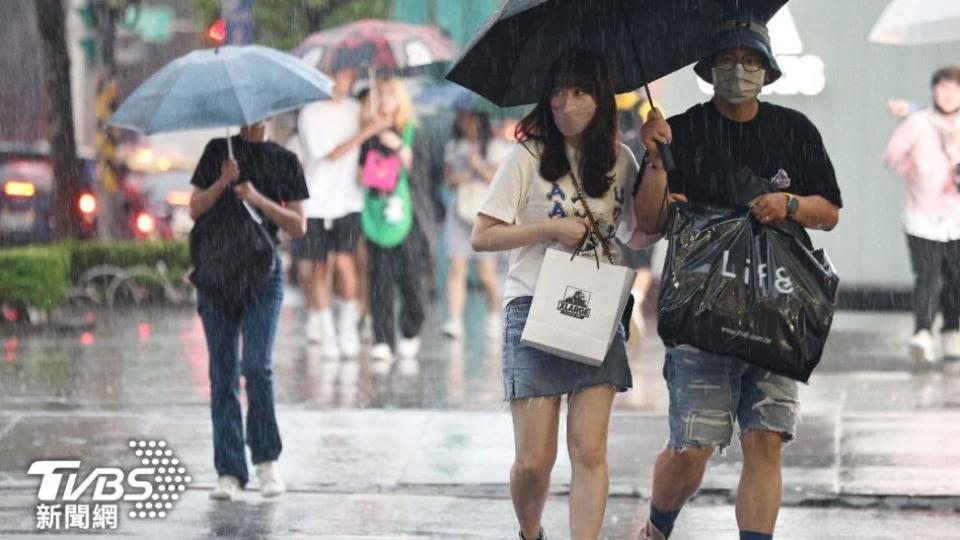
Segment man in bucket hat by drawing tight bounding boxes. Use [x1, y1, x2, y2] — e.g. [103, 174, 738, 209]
[633, 18, 843, 540]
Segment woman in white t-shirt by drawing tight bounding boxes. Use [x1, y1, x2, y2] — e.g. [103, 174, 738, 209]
[472, 50, 652, 540]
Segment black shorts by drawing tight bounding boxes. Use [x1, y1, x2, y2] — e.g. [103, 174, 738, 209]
[292, 214, 360, 261]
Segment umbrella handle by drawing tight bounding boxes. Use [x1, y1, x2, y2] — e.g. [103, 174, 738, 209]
[368, 65, 378, 114]
[638, 83, 676, 172]
[224, 128, 259, 223]
[657, 142, 676, 171]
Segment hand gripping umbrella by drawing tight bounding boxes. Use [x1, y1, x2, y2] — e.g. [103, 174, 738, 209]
[446, 0, 788, 169]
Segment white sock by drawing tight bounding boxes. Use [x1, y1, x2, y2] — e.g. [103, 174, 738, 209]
[318, 309, 336, 335]
[337, 299, 359, 326]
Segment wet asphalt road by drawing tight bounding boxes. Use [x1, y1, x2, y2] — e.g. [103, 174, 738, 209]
[1, 287, 959, 538]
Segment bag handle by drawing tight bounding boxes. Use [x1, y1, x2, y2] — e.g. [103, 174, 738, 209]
[567, 168, 615, 265]
[570, 230, 601, 269]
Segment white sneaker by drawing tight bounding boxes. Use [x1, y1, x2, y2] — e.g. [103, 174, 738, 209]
[337, 300, 361, 357]
[942, 330, 960, 358]
[442, 319, 464, 339]
[909, 330, 936, 365]
[209, 475, 241, 501]
[370, 343, 393, 361]
[255, 461, 285, 498]
[397, 336, 421, 359]
[305, 312, 324, 343]
[370, 343, 394, 374]
[318, 310, 340, 359]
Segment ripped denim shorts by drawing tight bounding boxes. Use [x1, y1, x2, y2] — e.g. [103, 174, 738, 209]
[663, 345, 799, 451]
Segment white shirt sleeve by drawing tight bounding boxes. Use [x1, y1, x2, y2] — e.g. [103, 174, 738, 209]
[479, 143, 532, 225]
[297, 103, 340, 163]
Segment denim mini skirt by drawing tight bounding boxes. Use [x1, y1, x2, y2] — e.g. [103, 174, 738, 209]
[501, 296, 633, 400]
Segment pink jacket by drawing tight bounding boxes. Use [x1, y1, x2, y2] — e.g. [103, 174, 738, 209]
[884, 109, 960, 218]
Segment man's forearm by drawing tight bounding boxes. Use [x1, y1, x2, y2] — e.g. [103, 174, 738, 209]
[255, 199, 306, 238]
[189, 179, 228, 220]
[635, 160, 670, 235]
[792, 195, 839, 231]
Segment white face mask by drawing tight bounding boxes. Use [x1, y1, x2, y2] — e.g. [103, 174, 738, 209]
[712, 65, 765, 104]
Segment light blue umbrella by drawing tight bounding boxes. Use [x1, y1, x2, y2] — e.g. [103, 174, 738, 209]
[110, 45, 332, 135]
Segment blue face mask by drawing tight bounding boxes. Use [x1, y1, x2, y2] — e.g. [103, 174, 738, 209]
[712, 65, 766, 105]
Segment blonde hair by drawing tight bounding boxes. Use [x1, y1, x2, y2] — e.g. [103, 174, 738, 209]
[376, 77, 416, 132]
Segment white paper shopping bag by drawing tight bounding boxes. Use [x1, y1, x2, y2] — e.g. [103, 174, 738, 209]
[521, 248, 636, 366]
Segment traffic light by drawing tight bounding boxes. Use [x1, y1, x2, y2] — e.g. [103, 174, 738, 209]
[207, 19, 226, 45]
[77, 4, 98, 61]
[77, 3, 97, 28]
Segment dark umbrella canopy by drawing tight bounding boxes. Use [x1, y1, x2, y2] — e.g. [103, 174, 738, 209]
[446, 0, 787, 107]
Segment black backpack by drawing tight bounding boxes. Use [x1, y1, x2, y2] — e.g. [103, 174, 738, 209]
[189, 200, 275, 312]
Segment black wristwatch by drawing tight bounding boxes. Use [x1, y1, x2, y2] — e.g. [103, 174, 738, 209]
[785, 194, 799, 216]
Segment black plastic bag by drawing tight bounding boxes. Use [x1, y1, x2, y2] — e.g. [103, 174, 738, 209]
[189, 203, 275, 312]
[657, 203, 839, 382]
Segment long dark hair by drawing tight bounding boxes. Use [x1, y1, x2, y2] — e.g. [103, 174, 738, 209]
[452, 110, 492, 158]
[516, 49, 618, 198]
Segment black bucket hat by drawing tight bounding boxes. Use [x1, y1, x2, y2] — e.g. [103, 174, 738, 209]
[693, 19, 782, 86]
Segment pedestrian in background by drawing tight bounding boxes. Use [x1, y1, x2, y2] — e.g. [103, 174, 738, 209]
[633, 19, 842, 540]
[472, 49, 648, 540]
[359, 77, 429, 369]
[294, 67, 368, 358]
[884, 66, 960, 364]
[442, 104, 506, 341]
[188, 121, 309, 501]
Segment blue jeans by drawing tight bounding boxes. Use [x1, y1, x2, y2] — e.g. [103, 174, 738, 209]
[664, 346, 798, 452]
[197, 260, 283, 487]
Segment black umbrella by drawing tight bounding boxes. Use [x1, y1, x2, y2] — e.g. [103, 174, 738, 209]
[446, 0, 787, 167]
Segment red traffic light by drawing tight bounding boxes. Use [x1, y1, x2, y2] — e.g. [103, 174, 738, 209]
[207, 19, 226, 44]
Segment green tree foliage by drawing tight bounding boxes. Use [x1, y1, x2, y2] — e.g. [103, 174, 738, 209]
[190, 0, 391, 50]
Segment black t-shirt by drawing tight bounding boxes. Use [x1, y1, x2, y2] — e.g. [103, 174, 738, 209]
[191, 137, 309, 242]
[642, 101, 842, 227]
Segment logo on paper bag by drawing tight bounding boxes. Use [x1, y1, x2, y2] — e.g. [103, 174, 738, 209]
[557, 287, 592, 319]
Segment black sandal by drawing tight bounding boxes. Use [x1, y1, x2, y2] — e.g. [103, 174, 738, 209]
[519, 528, 546, 540]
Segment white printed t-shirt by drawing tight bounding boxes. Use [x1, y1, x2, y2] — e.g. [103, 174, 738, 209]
[297, 98, 364, 219]
[479, 141, 639, 308]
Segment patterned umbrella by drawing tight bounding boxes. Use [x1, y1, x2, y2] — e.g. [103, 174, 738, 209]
[293, 19, 459, 75]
